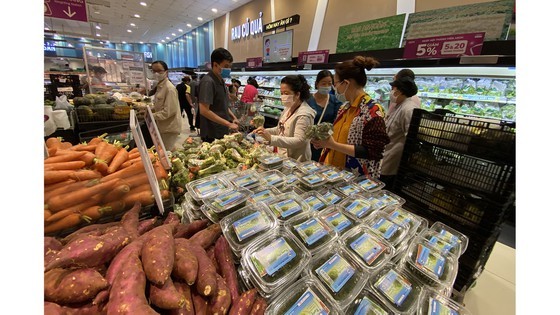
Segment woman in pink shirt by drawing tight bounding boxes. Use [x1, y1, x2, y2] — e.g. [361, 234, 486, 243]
[241, 76, 259, 103]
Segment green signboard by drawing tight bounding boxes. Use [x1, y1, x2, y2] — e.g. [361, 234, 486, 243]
[336, 14, 406, 53]
[404, 0, 514, 43]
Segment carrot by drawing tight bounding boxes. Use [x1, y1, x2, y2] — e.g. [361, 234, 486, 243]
[44, 170, 74, 185]
[77, 151, 96, 166]
[128, 183, 152, 196]
[107, 148, 129, 174]
[48, 194, 104, 214]
[81, 205, 113, 223]
[45, 179, 100, 203]
[101, 184, 130, 203]
[123, 189, 155, 208]
[44, 151, 86, 164]
[46, 178, 120, 212]
[68, 170, 102, 181]
[44, 179, 75, 192]
[88, 133, 107, 146]
[94, 161, 109, 175]
[47, 147, 57, 156]
[44, 161, 86, 171]
[44, 213, 82, 234]
[61, 142, 73, 149]
[129, 147, 139, 154]
[70, 143, 98, 151]
[96, 141, 120, 165]
[122, 172, 150, 189]
[128, 152, 156, 165]
[46, 137, 63, 149]
[153, 160, 169, 180]
[46, 209, 77, 223]
[117, 160, 133, 170]
[101, 162, 146, 183]
[101, 200, 126, 215]
[127, 151, 141, 160]
[45, 209, 52, 222]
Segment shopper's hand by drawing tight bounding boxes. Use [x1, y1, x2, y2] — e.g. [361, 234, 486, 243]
[255, 126, 271, 142]
[232, 117, 240, 125]
[311, 136, 335, 149]
[228, 122, 239, 131]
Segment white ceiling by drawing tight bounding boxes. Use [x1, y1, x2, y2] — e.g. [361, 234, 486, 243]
[44, 0, 253, 44]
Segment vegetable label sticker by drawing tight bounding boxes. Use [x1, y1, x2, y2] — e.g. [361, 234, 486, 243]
[303, 174, 324, 185]
[196, 179, 224, 197]
[324, 211, 352, 233]
[358, 179, 379, 191]
[264, 156, 283, 165]
[284, 289, 330, 315]
[322, 170, 342, 181]
[323, 191, 342, 205]
[428, 297, 459, 315]
[341, 170, 355, 181]
[234, 174, 258, 188]
[315, 253, 356, 293]
[339, 185, 360, 196]
[344, 200, 371, 218]
[415, 244, 446, 278]
[350, 233, 386, 266]
[372, 218, 398, 240]
[215, 191, 244, 209]
[355, 296, 389, 315]
[251, 237, 296, 277]
[305, 196, 326, 211]
[301, 163, 321, 173]
[428, 236, 454, 255]
[388, 210, 413, 227]
[263, 173, 283, 186]
[375, 269, 412, 307]
[294, 218, 328, 246]
[272, 199, 302, 218]
[285, 174, 298, 184]
[284, 159, 298, 169]
[438, 230, 460, 246]
[233, 211, 267, 242]
[252, 189, 275, 203]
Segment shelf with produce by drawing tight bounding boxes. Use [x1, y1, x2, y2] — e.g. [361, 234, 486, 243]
[260, 103, 284, 110]
[417, 92, 515, 104]
[259, 94, 281, 99]
[259, 111, 280, 120]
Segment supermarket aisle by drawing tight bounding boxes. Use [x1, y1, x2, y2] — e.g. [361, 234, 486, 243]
[463, 242, 516, 315]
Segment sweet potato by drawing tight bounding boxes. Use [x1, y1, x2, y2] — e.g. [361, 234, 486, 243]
[207, 246, 221, 275]
[188, 243, 218, 297]
[214, 236, 240, 303]
[138, 217, 159, 236]
[173, 239, 198, 285]
[163, 211, 181, 225]
[228, 289, 257, 315]
[141, 224, 176, 286]
[61, 222, 119, 245]
[121, 201, 142, 240]
[188, 224, 222, 249]
[170, 281, 195, 315]
[208, 275, 231, 315]
[45, 226, 131, 271]
[44, 237, 63, 254]
[44, 301, 65, 315]
[149, 277, 187, 310]
[173, 220, 210, 239]
[191, 290, 208, 315]
[249, 297, 267, 315]
[45, 268, 108, 304]
[107, 254, 158, 315]
[93, 289, 110, 307]
[106, 239, 145, 286]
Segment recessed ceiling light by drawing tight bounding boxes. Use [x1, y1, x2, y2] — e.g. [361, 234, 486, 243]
[212, 8, 217, 13]
[187, 23, 192, 27]
[161, 39, 165, 42]
[96, 33, 101, 36]
[99, 41, 103, 44]
[134, 14, 140, 18]
[68, 44, 73, 47]
[172, 33, 176, 36]
[140, 2, 147, 6]
[127, 30, 132, 33]
[81, 37, 86, 41]
[95, 25, 101, 30]
[197, 17, 203, 21]
[94, 11, 100, 14]
[166, 36, 170, 39]
[130, 23, 136, 27]
[140, 41, 144, 44]
[122, 41, 127, 44]
[44, 27, 49, 30]
[178, 29, 183, 32]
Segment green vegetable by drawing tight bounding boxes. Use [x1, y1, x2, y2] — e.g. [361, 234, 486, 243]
[188, 156, 216, 170]
[198, 161, 225, 177]
[252, 115, 265, 128]
[305, 123, 334, 140]
[224, 148, 245, 163]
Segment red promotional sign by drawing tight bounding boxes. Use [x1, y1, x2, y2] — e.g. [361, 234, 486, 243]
[298, 50, 329, 66]
[246, 57, 263, 68]
[403, 32, 485, 59]
[44, 0, 88, 22]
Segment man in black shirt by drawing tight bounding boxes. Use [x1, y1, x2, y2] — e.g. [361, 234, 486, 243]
[176, 76, 195, 131]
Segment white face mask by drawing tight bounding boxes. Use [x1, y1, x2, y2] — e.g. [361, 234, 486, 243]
[281, 94, 295, 107]
[390, 90, 399, 103]
[154, 71, 166, 82]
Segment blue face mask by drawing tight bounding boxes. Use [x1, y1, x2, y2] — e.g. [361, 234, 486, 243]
[335, 81, 348, 103]
[220, 67, 231, 78]
[317, 87, 331, 95]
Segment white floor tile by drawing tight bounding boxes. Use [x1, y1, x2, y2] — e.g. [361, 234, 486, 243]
[463, 271, 515, 315]
[483, 242, 516, 284]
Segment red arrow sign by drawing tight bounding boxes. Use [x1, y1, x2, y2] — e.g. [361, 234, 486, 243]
[44, 0, 88, 22]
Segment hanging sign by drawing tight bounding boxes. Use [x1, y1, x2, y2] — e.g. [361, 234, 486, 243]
[403, 32, 485, 59]
[246, 57, 263, 68]
[144, 109, 172, 170]
[129, 109, 165, 214]
[264, 15, 300, 32]
[232, 12, 264, 41]
[298, 50, 329, 66]
[44, 0, 88, 22]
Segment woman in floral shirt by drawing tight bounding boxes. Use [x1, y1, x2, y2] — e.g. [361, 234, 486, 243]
[311, 56, 390, 178]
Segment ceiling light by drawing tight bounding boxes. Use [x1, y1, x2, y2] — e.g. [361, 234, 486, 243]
[130, 23, 136, 26]
[99, 41, 103, 44]
[122, 41, 127, 44]
[166, 36, 170, 39]
[95, 25, 101, 30]
[81, 37, 86, 41]
[94, 11, 100, 14]
[127, 29, 132, 33]
[44, 27, 49, 30]
[197, 17, 203, 21]
[140, 2, 147, 6]
[178, 28, 183, 32]
[161, 39, 165, 42]
[134, 14, 140, 18]
[68, 44, 73, 47]
[187, 23, 192, 27]
[96, 33, 101, 36]
[172, 33, 176, 36]
[212, 8, 217, 13]
[139, 41, 144, 44]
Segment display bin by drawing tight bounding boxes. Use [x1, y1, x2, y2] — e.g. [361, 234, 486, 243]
[395, 171, 510, 231]
[78, 123, 135, 148]
[407, 108, 516, 164]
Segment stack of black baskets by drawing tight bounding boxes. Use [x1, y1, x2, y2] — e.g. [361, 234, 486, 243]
[394, 108, 515, 301]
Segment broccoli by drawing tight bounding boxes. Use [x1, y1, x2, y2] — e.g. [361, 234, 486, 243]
[187, 156, 216, 170]
[171, 151, 189, 163]
[209, 144, 225, 154]
[224, 148, 245, 163]
[198, 160, 226, 177]
[225, 159, 238, 169]
[171, 169, 195, 189]
[171, 157, 187, 173]
[208, 149, 222, 160]
[224, 132, 244, 143]
[305, 122, 334, 140]
[252, 115, 265, 128]
[182, 137, 202, 150]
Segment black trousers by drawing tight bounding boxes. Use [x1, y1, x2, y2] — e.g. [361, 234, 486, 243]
[185, 103, 195, 130]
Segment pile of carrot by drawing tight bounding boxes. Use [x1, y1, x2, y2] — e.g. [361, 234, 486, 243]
[44, 136, 170, 235]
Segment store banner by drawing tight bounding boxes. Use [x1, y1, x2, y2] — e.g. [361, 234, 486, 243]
[297, 50, 329, 66]
[246, 57, 263, 68]
[129, 110, 165, 215]
[403, 0, 514, 43]
[336, 14, 406, 53]
[403, 32, 485, 59]
[44, 0, 88, 22]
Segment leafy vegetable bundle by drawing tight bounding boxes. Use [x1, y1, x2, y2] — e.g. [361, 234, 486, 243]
[251, 115, 265, 128]
[305, 122, 334, 140]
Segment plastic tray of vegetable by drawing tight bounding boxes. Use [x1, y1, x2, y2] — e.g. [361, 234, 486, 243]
[365, 190, 406, 212]
[186, 175, 232, 205]
[257, 154, 285, 170]
[429, 222, 469, 256]
[335, 182, 365, 198]
[302, 191, 330, 212]
[345, 288, 396, 315]
[354, 175, 385, 193]
[296, 160, 324, 174]
[287, 211, 338, 256]
[417, 288, 473, 315]
[340, 224, 395, 272]
[339, 195, 377, 222]
[318, 205, 357, 236]
[230, 169, 265, 191]
[382, 207, 429, 236]
[249, 185, 282, 204]
[415, 229, 463, 259]
[296, 172, 329, 191]
[266, 192, 311, 224]
[319, 188, 347, 206]
[202, 186, 253, 216]
[365, 212, 412, 249]
[259, 169, 286, 188]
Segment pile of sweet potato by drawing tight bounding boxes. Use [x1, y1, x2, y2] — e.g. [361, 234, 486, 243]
[44, 203, 267, 315]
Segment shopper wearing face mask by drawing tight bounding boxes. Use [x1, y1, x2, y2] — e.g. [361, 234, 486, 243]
[387, 69, 421, 115]
[306, 70, 343, 161]
[380, 76, 420, 190]
[198, 48, 240, 142]
[255, 75, 316, 161]
[311, 56, 390, 178]
[150, 60, 183, 151]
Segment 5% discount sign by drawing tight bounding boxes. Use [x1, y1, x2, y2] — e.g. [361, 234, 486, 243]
[403, 32, 485, 59]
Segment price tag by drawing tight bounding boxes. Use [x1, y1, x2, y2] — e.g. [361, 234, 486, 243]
[298, 50, 329, 66]
[57, 87, 73, 92]
[144, 109, 172, 170]
[403, 32, 485, 59]
[130, 109, 165, 214]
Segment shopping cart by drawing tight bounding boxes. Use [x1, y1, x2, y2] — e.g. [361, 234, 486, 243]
[231, 100, 262, 135]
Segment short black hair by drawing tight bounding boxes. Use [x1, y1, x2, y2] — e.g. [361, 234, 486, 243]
[247, 77, 259, 89]
[281, 75, 311, 101]
[182, 76, 191, 83]
[152, 60, 169, 71]
[390, 76, 418, 97]
[396, 69, 415, 80]
[232, 79, 242, 86]
[315, 70, 334, 89]
[211, 48, 233, 65]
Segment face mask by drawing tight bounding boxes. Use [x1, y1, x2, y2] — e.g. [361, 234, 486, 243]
[281, 94, 294, 107]
[335, 81, 348, 103]
[390, 90, 399, 103]
[317, 86, 331, 95]
[220, 67, 231, 78]
[153, 71, 166, 82]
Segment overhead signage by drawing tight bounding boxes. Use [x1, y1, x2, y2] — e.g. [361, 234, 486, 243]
[44, 0, 88, 22]
[297, 50, 329, 66]
[264, 15, 300, 32]
[44, 41, 57, 57]
[246, 57, 263, 68]
[403, 32, 485, 59]
[232, 12, 263, 41]
[336, 14, 406, 53]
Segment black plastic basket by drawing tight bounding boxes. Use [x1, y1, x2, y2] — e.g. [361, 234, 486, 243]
[78, 123, 135, 148]
[400, 138, 515, 201]
[408, 109, 516, 164]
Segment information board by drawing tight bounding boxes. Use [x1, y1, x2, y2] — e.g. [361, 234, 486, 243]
[144, 109, 172, 170]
